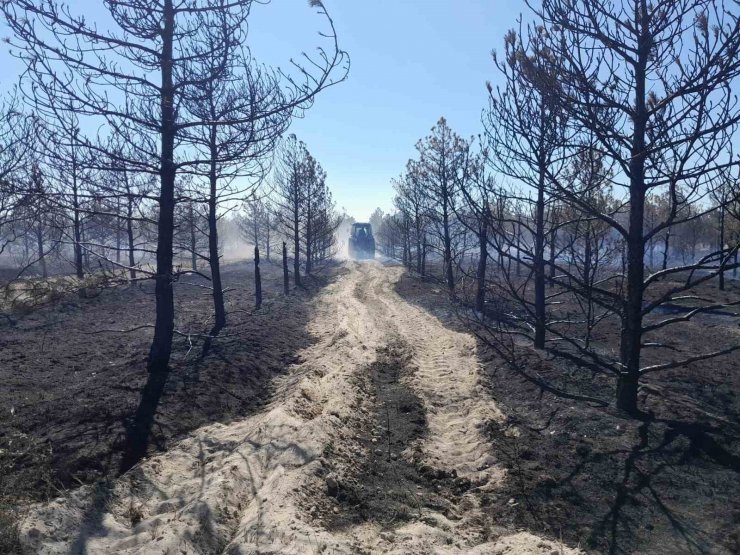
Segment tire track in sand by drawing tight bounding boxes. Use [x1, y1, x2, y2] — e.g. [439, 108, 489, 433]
[361, 263, 506, 491]
[19, 267, 383, 554]
[18, 262, 581, 555]
[324, 262, 581, 554]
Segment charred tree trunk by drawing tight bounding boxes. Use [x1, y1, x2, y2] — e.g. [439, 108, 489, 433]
[36, 221, 47, 279]
[81, 223, 90, 270]
[402, 226, 409, 267]
[265, 222, 271, 262]
[661, 230, 670, 271]
[475, 213, 488, 314]
[719, 203, 726, 291]
[408, 223, 414, 269]
[533, 150, 547, 349]
[189, 201, 197, 272]
[548, 222, 557, 286]
[421, 235, 427, 277]
[147, 0, 176, 373]
[282, 241, 289, 294]
[126, 194, 136, 280]
[293, 199, 301, 287]
[617, 14, 648, 415]
[415, 223, 422, 274]
[207, 139, 226, 333]
[255, 245, 262, 309]
[583, 230, 594, 348]
[443, 203, 454, 290]
[119, 367, 167, 474]
[114, 195, 122, 265]
[516, 221, 522, 277]
[305, 202, 313, 275]
[72, 150, 84, 279]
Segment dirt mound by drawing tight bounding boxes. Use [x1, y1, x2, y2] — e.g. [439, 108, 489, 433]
[15, 262, 583, 554]
[396, 270, 740, 555]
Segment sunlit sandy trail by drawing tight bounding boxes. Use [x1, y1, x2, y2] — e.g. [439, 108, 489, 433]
[20, 261, 580, 554]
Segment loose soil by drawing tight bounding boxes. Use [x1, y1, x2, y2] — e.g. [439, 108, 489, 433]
[7, 262, 581, 554]
[395, 271, 740, 555]
[0, 261, 338, 547]
[319, 336, 473, 533]
[2, 260, 736, 554]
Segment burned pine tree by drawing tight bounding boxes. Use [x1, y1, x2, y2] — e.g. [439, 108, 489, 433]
[526, 0, 740, 413]
[304, 162, 341, 272]
[114, 167, 152, 281]
[282, 240, 289, 294]
[0, 98, 34, 265]
[180, 45, 307, 335]
[710, 170, 739, 290]
[26, 164, 62, 278]
[303, 156, 320, 275]
[5, 0, 348, 372]
[391, 192, 414, 268]
[29, 114, 89, 279]
[455, 145, 498, 314]
[558, 145, 622, 348]
[239, 197, 275, 263]
[484, 24, 569, 349]
[273, 137, 339, 282]
[273, 136, 311, 288]
[414, 118, 468, 291]
[254, 245, 262, 309]
[719, 173, 740, 280]
[173, 184, 208, 273]
[98, 141, 156, 281]
[393, 160, 430, 275]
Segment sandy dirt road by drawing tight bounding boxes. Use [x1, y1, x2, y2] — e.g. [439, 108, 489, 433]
[20, 261, 579, 554]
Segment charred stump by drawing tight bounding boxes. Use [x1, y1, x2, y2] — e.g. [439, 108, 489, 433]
[255, 245, 262, 309]
[283, 241, 289, 294]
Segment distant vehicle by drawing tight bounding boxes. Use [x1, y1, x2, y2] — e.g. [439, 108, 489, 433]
[348, 223, 375, 260]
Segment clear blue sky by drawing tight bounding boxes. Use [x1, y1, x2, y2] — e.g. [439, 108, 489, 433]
[1, 0, 524, 221]
[249, 0, 522, 221]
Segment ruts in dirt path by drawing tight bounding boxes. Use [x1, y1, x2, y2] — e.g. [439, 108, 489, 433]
[20, 262, 580, 554]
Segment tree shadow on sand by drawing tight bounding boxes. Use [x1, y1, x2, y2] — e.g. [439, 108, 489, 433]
[392, 268, 740, 555]
[67, 432, 316, 554]
[116, 265, 341, 475]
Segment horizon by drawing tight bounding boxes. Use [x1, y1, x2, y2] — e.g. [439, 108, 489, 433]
[0, 0, 521, 222]
[249, 0, 520, 222]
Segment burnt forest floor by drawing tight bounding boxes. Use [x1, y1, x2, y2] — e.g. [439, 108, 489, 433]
[395, 270, 740, 555]
[2, 260, 739, 555]
[0, 260, 344, 549]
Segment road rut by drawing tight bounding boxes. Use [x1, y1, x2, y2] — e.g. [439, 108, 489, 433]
[20, 261, 580, 554]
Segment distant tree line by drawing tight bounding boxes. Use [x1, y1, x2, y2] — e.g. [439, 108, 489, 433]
[0, 0, 348, 465]
[240, 134, 341, 289]
[379, 0, 740, 415]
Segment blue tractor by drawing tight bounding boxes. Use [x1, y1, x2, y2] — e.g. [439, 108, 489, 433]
[348, 223, 375, 260]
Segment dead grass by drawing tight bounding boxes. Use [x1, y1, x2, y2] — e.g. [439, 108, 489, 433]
[0, 503, 21, 554]
[1, 270, 125, 316]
